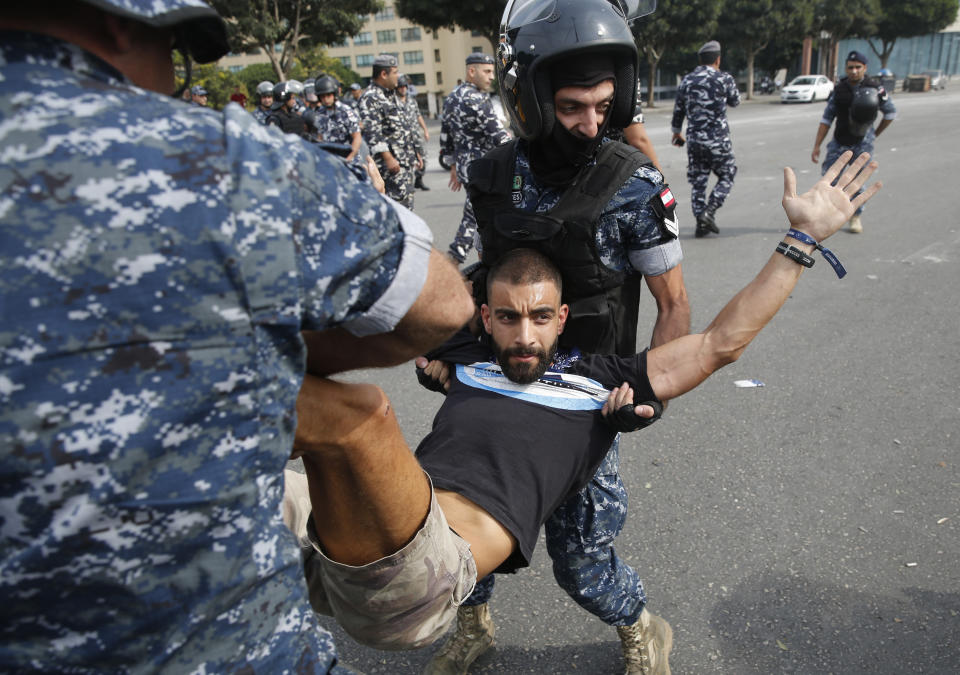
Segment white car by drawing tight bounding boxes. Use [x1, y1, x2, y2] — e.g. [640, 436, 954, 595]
[780, 75, 834, 103]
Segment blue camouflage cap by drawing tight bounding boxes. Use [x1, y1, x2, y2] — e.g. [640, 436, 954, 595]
[79, 0, 228, 63]
[190, 85, 208, 96]
[466, 53, 494, 65]
[846, 50, 868, 66]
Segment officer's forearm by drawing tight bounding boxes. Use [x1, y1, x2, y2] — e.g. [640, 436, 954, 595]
[875, 118, 893, 137]
[813, 123, 830, 149]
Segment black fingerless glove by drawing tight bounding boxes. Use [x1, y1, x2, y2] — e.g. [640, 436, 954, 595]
[415, 366, 447, 395]
[605, 400, 663, 432]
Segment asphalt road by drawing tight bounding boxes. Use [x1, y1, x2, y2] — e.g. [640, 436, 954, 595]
[320, 87, 960, 674]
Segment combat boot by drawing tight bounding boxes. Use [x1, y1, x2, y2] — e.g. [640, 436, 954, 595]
[700, 207, 719, 234]
[416, 175, 431, 191]
[616, 608, 673, 675]
[422, 603, 495, 674]
[848, 214, 863, 233]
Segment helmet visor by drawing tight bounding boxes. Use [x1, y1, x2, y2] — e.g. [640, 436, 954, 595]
[502, 0, 557, 31]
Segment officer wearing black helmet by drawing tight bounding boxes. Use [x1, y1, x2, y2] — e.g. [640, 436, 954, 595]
[315, 73, 362, 160]
[425, 1, 684, 673]
[266, 80, 309, 138]
[811, 50, 896, 234]
[252, 80, 274, 124]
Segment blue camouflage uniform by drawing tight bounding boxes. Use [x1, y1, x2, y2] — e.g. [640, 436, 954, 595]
[252, 105, 272, 125]
[316, 99, 361, 146]
[0, 31, 432, 673]
[462, 139, 682, 627]
[671, 64, 741, 221]
[442, 82, 511, 262]
[398, 93, 425, 170]
[359, 83, 419, 209]
[819, 78, 896, 215]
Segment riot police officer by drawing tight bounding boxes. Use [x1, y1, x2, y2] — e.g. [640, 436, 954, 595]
[266, 80, 308, 138]
[811, 50, 896, 233]
[425, 1, 685, 673]
[252, 80, 274, 124]
[315, 74, 362, 160]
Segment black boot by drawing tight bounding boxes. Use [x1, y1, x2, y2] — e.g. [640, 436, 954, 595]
[701, 207, 719, 234]
[416, 176, 430, 191]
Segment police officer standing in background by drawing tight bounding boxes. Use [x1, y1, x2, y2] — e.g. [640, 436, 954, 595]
[252, 80, 274, 124]
[397, 74, 430, 190]
[266, 80, 308, 138]
[190, 84, 208, 106]
[315, 74, 362, 160]
[360, 54, 419, 209]
[811, 50, 895, 234]
[441, 53, 512, 263]
[671, 40, 741, 238]
[345, 82, 363, 111]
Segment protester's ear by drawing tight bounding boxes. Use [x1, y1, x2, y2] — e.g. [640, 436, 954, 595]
[480, 304, 492, 334]
[557, 304, 569, 334]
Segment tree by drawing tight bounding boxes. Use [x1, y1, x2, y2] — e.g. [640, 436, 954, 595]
[862, 0, 958, 69]
[631, 0, 723, 108]
[812, 0, 879, 80]
[717, 0, 814, 99]
[209, 0, 381, 81]
[395, 0, 505, 47]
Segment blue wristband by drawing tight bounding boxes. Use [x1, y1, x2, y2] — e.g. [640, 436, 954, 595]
[786, 228, 847, 279]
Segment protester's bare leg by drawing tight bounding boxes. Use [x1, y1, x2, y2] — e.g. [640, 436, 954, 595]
[294, 374, 430, 566]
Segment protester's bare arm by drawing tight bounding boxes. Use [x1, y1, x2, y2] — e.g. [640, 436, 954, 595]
[622, 123, 662, 171]
[643, 264, 691, 348]
[647, 151, 881, 402]
[304, 249, 473, 375]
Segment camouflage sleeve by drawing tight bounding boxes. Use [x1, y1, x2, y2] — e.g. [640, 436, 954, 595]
[670, 81, 687, 133]
[344, 105, 361, 134]
[726, 72, 741, 107]
[359, 92, 389, 154]
[439, 95, 456, 163]
[879, 91, 897, 120]
[820, 92, 838, 125]
[603, 167, 683, 277]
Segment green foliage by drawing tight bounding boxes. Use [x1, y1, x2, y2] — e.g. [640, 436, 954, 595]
[209, 0, 381, 78]
[716, 0, 815, 98]
[632, 0, 723, 106]
[174, 53, 246, 110]
[396, 0, 505, 46]
[863, 0, 959, 68]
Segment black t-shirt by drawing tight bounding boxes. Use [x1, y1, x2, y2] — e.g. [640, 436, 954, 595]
[416, 331, 658, 573]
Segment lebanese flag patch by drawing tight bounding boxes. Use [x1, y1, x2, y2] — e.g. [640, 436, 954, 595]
[659, 187, 676, 209]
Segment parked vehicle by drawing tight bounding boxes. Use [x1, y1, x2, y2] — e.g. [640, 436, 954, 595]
[755, 76, 775, 95]
[780, 75, 834, 103]
[922, 69, 948, 90]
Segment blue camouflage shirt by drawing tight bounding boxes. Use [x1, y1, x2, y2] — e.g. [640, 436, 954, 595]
[462, 140, 683, 277]
[671, 65, 741, 145]
[440, 82, 511, 184]
[0, 32, 432, 673]
[316, 100, 361, 146]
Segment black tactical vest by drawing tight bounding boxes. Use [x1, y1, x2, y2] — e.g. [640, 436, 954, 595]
[467, 140, 655, 356]
[832, 77, 881, 146]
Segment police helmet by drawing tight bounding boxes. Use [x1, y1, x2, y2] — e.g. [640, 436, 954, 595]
[303, 84, 318, 103]
[497, 0, 656, 141]
[272, 81, 298, 107]
[848, 86, 880, 138]
[315, 75, 339, 95]
[78, 0, 228, 63]
[256, 80, 274, 98]
[287, 80, 304, 96]
[397, 74, 411, 88]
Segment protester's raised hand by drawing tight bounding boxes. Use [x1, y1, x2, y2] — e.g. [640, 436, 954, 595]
[782, 151, 881, 243]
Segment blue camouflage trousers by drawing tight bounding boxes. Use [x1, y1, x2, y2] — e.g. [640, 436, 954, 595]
[378, 158, 416, 210]
[822, 134, 874, 216]
[463, 437, 646, 626]
[686, 138, 737, 219]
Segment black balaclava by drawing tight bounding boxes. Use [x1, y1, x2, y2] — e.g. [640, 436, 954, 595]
[529, 53, 617, 186]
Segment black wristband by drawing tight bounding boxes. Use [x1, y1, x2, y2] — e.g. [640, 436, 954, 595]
[776, 241, 815, 268]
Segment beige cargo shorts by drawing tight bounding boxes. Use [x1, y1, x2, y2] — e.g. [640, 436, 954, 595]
[283, 469, 477, 650]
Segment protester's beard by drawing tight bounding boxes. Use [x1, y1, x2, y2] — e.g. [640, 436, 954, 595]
[493, 335, 559, 384]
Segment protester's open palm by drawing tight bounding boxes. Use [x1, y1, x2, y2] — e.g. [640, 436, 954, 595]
[782, 151, 881, 243]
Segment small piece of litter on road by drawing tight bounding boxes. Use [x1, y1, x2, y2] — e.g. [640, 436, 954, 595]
[905, 562, 918, 567]
[734, 379, 765, 388]
[858, 526, 868, 533]
[866, 274, 878, 280]
[893, 510, 905, 514]
[893, 439, 902, 445]
[937, 517, 949, 525]
[776, 639, 789, 651]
